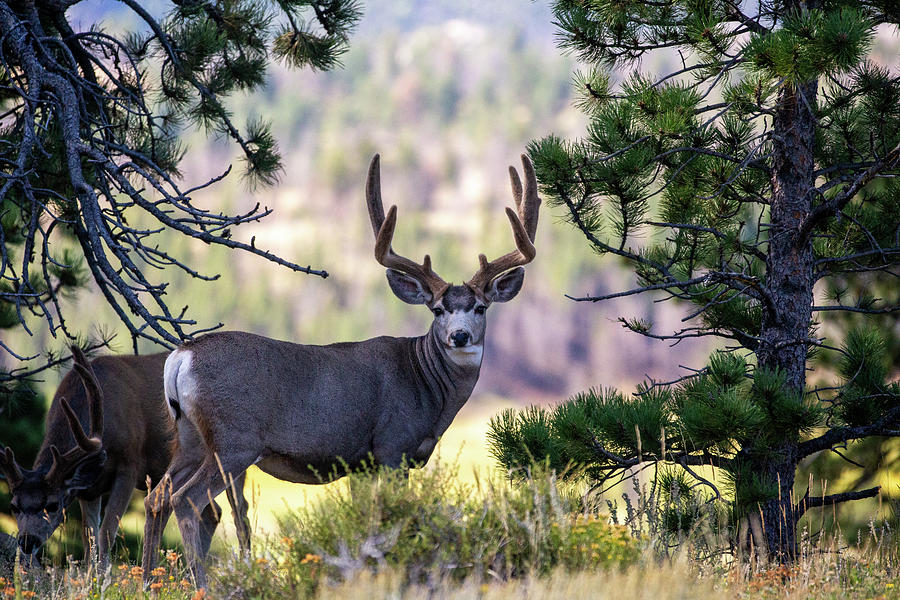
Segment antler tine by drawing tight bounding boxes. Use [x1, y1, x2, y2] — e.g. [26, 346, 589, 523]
[45, 445, 71, 486]
[60, 397, 101, 453]
[508, 165, 523, 212]
[44, 397, 102, 485]
[366, 154, 387, 237]
[1, 446, 24, 486]
[366, 154, 449, 298]
[71, 346, 103, 440]
[520, 154, 541, 242]
[467, 156, 541, 292]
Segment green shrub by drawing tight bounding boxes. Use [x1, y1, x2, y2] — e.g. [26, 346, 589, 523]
[212, 461, 641, 597]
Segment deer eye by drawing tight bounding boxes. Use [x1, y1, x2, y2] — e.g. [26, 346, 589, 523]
[432, 307, 444, 317]
[474, 306, 486, 315]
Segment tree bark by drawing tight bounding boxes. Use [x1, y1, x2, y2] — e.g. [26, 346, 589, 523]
[753, 67, 818, 560]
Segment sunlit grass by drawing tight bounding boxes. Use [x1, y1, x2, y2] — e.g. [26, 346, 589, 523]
[7, 446, 900, 600]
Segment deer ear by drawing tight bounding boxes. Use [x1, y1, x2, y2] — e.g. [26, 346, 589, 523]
[486, 267, 525, 303]
[386, 269, 432, 305]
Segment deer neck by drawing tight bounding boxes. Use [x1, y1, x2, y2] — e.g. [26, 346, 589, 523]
[412, 326, 482, 432]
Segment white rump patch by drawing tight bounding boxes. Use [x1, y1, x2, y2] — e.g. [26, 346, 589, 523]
[446, 344, 483, 368]
[163, 349, 198, 421]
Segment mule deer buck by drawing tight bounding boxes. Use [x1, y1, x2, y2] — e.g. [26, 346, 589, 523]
[0, 348, 251, 565]
[142, 154, 540, 588]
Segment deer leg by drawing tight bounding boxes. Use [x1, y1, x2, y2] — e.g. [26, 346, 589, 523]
[224, 471, 251, 554]
[142, 474, 174, 578]
[79, 497, 101, 563]
[96, 471, 137, 567]
[171, 455, 253, 590]
[197, 500, 222, 559]
[142, 457, 201, 580]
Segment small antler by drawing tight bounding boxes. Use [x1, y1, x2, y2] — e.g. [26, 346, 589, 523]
[71, 346, 103, 442]
[366, 154, 450, 299]
[45, 347, 104, 485]
[467, 154, 541, 292]
[0, 446, 24, 486]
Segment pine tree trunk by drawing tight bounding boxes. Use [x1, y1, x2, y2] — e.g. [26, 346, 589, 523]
[754, 451, 800, 560]
[753, 73, 818, 560]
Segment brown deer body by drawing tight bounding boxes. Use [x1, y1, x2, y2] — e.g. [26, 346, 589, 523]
[142, 155, 541, 588]
[0, 349, 251, 564]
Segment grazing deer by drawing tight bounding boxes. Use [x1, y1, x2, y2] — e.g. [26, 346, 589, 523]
[0, 348, 251, 565]
[142, 154, 540, 588]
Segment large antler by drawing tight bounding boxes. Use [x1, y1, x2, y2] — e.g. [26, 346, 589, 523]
[467, 155, 541, 292]
[45, 347, 104, 485]
[366, 154, 450, 299]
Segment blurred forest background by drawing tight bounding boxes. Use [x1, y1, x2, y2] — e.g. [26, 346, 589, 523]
[2, 0, 898, 549]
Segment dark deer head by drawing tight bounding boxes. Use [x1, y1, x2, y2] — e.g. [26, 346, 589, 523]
[1, 347, 106, 555]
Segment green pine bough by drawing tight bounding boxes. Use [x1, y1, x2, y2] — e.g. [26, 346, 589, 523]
[490, 0, 900, 562]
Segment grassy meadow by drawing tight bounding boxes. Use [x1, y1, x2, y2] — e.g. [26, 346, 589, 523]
[4, 454, 900, 599]
[3, 2, 900, 599]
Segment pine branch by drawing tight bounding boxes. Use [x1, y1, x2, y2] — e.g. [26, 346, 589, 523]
[566, 275, 709, 302]
[798, 405, 900, 458]
[0, 338, 112, 385]
[794, 486, 880, 519]
[589, 432, 735, 472]
[619, 320, 764, 351]
[799, 140, 900, 243]
[812, 304, 900, 315]
[0, 0, 343, 367]
[723, 1, 769, 35]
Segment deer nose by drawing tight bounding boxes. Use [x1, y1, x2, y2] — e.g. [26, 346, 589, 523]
[18, 533, 41, 555]
[450, 330, 470, 347]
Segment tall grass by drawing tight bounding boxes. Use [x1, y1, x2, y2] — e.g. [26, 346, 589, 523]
[4, 461, 900, 599]
[214, 461, 639, 597]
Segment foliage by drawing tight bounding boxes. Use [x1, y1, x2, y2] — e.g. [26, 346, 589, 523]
[0, 0, 360, 387]
[268, 462, 640, 593]
[494, 0, 900, 560]
[4, 464, 900, 599]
